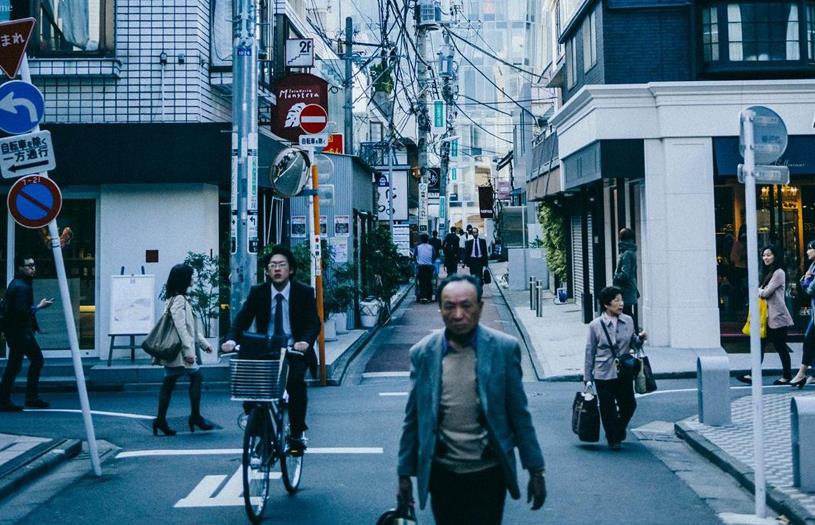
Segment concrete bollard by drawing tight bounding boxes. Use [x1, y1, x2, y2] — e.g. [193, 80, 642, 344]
[535, 281, 543, 317]
[696, 356, 731, 426]
[792, 397, 815, 491]
[529, 276, 535, 310]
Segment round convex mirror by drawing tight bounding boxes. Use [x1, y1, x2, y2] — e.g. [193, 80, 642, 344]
[270, 147, 310, 197]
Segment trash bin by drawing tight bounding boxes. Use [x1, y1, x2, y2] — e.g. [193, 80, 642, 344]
[359, 300, 381, 328]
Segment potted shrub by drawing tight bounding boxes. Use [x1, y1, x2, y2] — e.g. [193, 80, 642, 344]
[361, 226, 403, 324]
[327, 262, 357, 334]
[183, 251, 228, 363]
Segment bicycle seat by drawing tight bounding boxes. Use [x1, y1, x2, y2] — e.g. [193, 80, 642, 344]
[238, 332, 285, 360]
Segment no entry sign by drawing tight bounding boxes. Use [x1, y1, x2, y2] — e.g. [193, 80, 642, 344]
[299, 104, 328, 134]
[7, 175, 62, 228]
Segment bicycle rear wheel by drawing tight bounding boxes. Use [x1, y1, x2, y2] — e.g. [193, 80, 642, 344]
[279, 404, 303, 494]
[242, 407, 272, 523]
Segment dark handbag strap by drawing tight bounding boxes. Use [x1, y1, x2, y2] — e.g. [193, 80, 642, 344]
[600, 320, 620, 359]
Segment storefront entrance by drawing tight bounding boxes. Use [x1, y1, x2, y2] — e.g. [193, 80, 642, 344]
[0, 198, 97, 359]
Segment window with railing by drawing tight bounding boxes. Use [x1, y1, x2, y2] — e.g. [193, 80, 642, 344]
[24, 0, 114, 56]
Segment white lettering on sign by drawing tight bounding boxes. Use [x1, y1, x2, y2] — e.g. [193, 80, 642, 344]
[299, 134, 328, 148]
[0, 33, 24, 46]
[0, 130, 55, 179]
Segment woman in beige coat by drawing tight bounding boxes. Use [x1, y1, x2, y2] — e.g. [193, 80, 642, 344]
[153, 264, 214, 436]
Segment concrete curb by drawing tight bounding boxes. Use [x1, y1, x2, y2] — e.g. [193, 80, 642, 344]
[543, 368, 790, 383]
[0, 437, 81, 502]
[489, 272, 547, 381]
[325, 283, 415, 386]
[675, 420, 815, 525]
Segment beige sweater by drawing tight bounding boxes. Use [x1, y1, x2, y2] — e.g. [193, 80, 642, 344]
[759, 269, 794, 329]
[158, 295, 209, 368]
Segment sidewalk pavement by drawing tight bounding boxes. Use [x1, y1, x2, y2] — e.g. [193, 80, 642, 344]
[489, 261, 793, 381]
[0, 433, 81, 502]
[677, 391, 815, 524]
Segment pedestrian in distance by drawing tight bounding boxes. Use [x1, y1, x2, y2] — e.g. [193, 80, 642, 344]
[791, 240, 815, 388]
[584, 286, 646, 450]
[397, 274, 546, 524]
[430, 230, 443, 278]
[414, 233, 436, 303]
[458, 228, 466, 268]
[464, 227, 489, 288]
[613, 228, 640, 331]
[152, 263, 215, 436]
[442, 227, 460, 277]
[221, 245, 320, 456]
[0, 256, 54, 412]
[737, 245, 794, 385]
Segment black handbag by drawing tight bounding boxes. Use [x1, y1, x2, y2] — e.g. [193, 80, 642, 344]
[142, 297, 182, 361]
[639, 355, 657, 393]
[482, 268, 492, 284]
[376, 503, 417, 525]
[572, 386, 600, 442]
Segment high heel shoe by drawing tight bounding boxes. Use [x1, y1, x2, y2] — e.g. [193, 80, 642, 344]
[152, 418, 177, 436]
[791, 378, 807, 389]
[188, 415, 215, 432]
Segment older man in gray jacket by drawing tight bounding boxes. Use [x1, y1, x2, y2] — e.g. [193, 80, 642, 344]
[397, 274, 545, 524]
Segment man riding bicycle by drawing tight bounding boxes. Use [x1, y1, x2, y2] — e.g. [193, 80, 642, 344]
[221, 246, 321, 456]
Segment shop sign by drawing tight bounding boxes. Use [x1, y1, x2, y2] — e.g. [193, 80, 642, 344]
[478, 186, 494, 219]
[272, 74, 328, 142]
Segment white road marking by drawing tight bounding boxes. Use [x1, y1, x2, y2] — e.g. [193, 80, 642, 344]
[25, 408, 153, 420]
[174, 465, 283, 508]
[116, 447, 383, 459]
[379, 392, 408, 397]
[636, 384, 791, 398]
[362, 371, 410, 378]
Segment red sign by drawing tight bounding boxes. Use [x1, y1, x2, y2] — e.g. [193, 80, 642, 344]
[0, 18, 35, 79]
[299, 104, 327, 134]
[323, 133, 344, 154]
[272, 74, 328, 142]
[7, 175, 62, 229]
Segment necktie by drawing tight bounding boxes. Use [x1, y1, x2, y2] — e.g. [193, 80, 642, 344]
[273, 294, 284, 337]
[473, 239, 479, 258]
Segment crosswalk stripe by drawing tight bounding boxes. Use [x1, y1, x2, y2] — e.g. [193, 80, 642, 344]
[362, 371, 410, 378]
[116, 447, 383, 459]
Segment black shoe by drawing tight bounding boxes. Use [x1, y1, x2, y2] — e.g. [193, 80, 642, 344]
[609, 442, 622, 451]
[188, 415, 215, 432]
[24, 398, 50, 409]
[0, 401, 23, 412]
[791, 377, 807, 389]
[773, 378, 791, 386]
[736, 374, 752, 385]
[288, 434, 307, 457]
[152, 418, 177, 436]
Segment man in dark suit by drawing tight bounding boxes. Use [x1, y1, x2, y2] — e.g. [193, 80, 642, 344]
[464, 227, 489, 286]
[442, 227, 460, 277]
[222, 246, 321, 455]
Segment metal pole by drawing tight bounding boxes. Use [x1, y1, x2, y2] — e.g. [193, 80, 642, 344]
[535, 281, 543, 317]
[416, 14, 430, 233]
[743, 110, 766, 518]
[438, 24, 456, 235]
[308, 148, 327, 386]
[529, 276, 535, 309]
[19, 57, 101, 476]
[344, 16, 354, 155]
[387, 136, 395, 236]
[229, 0, 259, 317]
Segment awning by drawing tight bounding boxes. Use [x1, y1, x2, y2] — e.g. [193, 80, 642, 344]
[527, 167, 562, 201]
[562, 139, 644, 190]
[713, 135, 815, 177]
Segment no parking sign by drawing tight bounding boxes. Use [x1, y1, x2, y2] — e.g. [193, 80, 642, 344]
[7, 174, 62, 228]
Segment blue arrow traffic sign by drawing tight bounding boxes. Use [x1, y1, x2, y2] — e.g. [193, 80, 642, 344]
[0, 81, 45, 135]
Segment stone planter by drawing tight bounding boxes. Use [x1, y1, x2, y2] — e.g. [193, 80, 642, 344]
[323, 317, 338, 341]
[359, 299, 381, 328]
[333, 312, 348, 335]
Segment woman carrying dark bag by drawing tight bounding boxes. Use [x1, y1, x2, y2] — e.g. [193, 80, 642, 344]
[152, 264, 215, 436]
[583, 286, 647, 450]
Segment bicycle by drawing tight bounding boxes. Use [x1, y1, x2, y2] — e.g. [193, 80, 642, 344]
[228, 337, 304, 524]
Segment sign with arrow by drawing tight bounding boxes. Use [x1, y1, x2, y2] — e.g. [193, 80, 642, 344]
[0, 18, 34, 79]
[0, 80, 45, 134]
[0, 130, 56, 179]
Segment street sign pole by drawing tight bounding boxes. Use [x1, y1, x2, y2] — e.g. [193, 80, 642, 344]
[18, 56, 102, 476]
[306, 146, 326, 386]
[742, 108, 766, 518]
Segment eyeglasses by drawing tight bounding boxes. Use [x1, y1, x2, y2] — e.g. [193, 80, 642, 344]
[21, 263, 35, 268]
[268, 262, 289, 269]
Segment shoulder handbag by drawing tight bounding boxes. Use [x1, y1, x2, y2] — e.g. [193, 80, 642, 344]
[571, 383, 600, 442]
[482, 267, 492, 284]
[601, 321, 640, 378]
[142, 297, 183, 362]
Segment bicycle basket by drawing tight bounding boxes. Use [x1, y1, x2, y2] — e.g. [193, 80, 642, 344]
[230, 358, 288, 402]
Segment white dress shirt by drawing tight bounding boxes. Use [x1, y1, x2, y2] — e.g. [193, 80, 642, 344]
[270, 282, 294, 346]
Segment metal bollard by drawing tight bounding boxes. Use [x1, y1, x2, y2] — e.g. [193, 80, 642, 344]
[696, 356, 731, 426]
[792, 397, 815, 491]
[535, 281, 543, 317]
[529, 276, 536, 310]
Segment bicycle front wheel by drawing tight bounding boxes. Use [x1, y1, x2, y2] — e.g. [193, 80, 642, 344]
[243, 407, 272, 523]
[279, 404, 303, 494]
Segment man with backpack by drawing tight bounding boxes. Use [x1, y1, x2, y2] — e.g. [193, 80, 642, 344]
[0, 255, 54, 412]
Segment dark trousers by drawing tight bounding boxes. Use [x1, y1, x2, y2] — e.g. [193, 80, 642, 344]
[622, 304, 639, 333]
[287, 358, 308, 434]
[595, 377, 637, 444]
[444, 259, 458, 277]
[0, 337, 44, 403]
[417, 264, 434, 301]
[468, 263, 484, 287]
[429, 463, 507, 525]
[803, 320, 815, 367]
[761, 326, 792, 379]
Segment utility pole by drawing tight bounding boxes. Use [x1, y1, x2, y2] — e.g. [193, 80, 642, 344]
[344, 16, 354, 155]
[438, 10, 458, 235]
[230, 0, 260, 314]
[415, 2, 433, 233]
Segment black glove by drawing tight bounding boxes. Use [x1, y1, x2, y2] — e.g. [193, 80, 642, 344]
[397, 476, 414, 506]
[527, 471, 546, 510]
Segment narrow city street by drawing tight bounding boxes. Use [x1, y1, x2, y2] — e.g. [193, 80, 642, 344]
[0, 282, 755, 524]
